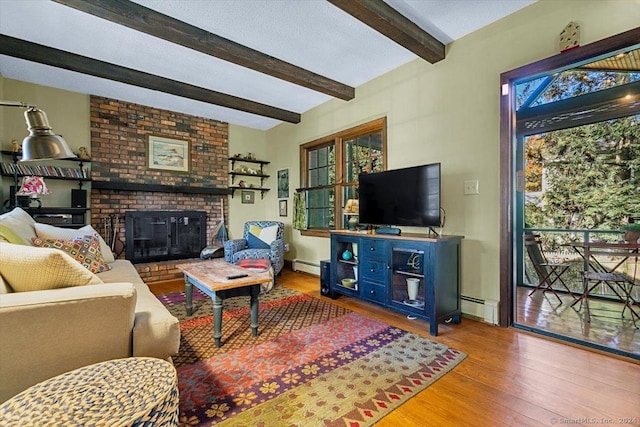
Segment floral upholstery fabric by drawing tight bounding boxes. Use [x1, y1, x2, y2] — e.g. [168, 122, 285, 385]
[224, 221, 284, 275]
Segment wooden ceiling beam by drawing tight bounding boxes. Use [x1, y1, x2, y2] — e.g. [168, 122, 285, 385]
[0, 35, 301, 123]
[53, 0, 355, 101]
[327, 0, 445, 64]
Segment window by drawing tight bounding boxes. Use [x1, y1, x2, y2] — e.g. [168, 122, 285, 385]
[299, 118, 386, 236]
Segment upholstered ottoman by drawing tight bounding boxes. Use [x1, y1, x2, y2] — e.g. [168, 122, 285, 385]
[236, 258, 275, 292]
[0, 357, 179, 426]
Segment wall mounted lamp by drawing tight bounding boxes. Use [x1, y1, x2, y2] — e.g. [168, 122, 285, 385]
[1, 100, 75, 210]
[0, 100, 75, 161]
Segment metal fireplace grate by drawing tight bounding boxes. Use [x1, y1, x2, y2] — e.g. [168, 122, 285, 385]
[125, 211, 207, 263]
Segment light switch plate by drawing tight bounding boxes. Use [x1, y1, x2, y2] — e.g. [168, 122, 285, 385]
[464, 180, 479, 195]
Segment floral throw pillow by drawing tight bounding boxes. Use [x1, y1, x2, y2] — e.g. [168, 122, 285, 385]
[32, 234, 112, 274]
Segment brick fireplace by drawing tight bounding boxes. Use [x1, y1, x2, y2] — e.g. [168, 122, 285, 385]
[89, 96, 229, 282]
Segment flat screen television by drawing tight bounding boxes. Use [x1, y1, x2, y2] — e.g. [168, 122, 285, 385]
[358, 163, 441, 232]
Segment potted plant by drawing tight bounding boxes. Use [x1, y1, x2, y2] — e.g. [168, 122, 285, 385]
[621, 223, 640, 243]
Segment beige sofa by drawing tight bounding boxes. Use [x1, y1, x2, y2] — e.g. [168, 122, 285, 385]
[0, 208, 180, 402]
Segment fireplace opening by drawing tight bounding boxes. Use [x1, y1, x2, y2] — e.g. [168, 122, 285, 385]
[125, 211, 207, 263]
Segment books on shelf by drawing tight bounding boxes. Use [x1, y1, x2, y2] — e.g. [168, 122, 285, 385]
[1, 162, 85, 179]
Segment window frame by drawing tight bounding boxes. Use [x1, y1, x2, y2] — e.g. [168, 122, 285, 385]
[299, 117, 387, 237]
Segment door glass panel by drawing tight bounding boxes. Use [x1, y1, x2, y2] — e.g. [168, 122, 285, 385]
[391, 247, 425, 310]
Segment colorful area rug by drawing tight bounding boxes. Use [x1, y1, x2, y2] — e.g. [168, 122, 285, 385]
[157, 286, 466, 426]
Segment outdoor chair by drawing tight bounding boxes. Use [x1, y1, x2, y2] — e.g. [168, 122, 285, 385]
[573, 242, 639, 327]
[525, 233, 575, 304]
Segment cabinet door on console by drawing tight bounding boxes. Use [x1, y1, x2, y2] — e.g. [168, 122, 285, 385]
[389, 242, 429, 314]
[331, 236, 360, 295]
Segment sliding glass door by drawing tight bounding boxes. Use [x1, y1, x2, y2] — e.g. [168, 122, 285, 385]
[500, 30, 640, 359]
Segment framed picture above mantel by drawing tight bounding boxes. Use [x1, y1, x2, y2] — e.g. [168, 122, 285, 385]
[148, 135, 189, 172]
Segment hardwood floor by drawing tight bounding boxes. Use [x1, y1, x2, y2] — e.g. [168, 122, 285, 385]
[151, 269, 640, 427]
[516, 286, 640, 356]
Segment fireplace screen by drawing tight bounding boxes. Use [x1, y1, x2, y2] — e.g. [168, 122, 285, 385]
[125, 211, 207, 263]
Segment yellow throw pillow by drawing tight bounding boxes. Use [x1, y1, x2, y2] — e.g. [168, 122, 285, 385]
[0, 224, 28, 245]
[0, 242, 103, 292]
[32, 235, 112, 274]
[0, 274, 13, 294]
[34, 223, 116, 263]
[0, 207, 37, 245]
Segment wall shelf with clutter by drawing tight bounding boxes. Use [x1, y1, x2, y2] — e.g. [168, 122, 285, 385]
[1, 148, 90, 223]
[1, 149, 91, 188]
[228, 154, 270, 199]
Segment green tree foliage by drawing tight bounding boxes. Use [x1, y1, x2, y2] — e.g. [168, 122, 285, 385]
[529, 116, 640, 230]
[524, 70, 640, 231]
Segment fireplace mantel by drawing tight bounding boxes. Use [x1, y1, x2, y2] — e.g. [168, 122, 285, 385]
[93, 180, 230, 195]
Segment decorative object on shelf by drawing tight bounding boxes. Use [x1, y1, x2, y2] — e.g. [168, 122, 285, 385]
[0, 101, 75, 161]
[341, 278, 356, 288]
[245, 152, 255, 160]
[279, 199, 287, 217]
[241, 190, 254, 204]
[16, 176, 51, 208]
[148, 135, 189, 172]
[403, 299, 425, 308]
[341, 249, 353, 261]
[228, 156, 271, 199]
[406, 277, 420, 301]
[559, 21, 580, 52]
[344, 198, 359, 214]
[621, 223, 640, 243]
[11, 139, 20, 153]
[77, 146, 91, 160]
[345, 198, 359, 230]
[277, 169, 289, 198]
[347, 215, 359, 231]
[407, 252, 421, 270]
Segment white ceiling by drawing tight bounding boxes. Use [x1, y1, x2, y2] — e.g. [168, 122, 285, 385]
[0, 0, 537, 130]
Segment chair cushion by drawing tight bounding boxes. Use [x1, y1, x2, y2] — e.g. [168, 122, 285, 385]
[236, 258, 271, 271]
[236, 258, 274, 293]
[247, 224, 279, 249]
[32, 235, 112, 274]
[0, 207, 37, 245]
[0, 242, 103, 292]
[34, 223, 115, 263]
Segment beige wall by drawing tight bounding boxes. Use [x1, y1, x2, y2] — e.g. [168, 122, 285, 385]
[258, 0, 640, 312]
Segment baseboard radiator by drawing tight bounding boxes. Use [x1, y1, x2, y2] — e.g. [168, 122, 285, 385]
[461, 295, 499, 325]
[292, 259, 320, 276]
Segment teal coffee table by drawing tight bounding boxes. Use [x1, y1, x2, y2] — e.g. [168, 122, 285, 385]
[179, 259, 273, 347]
